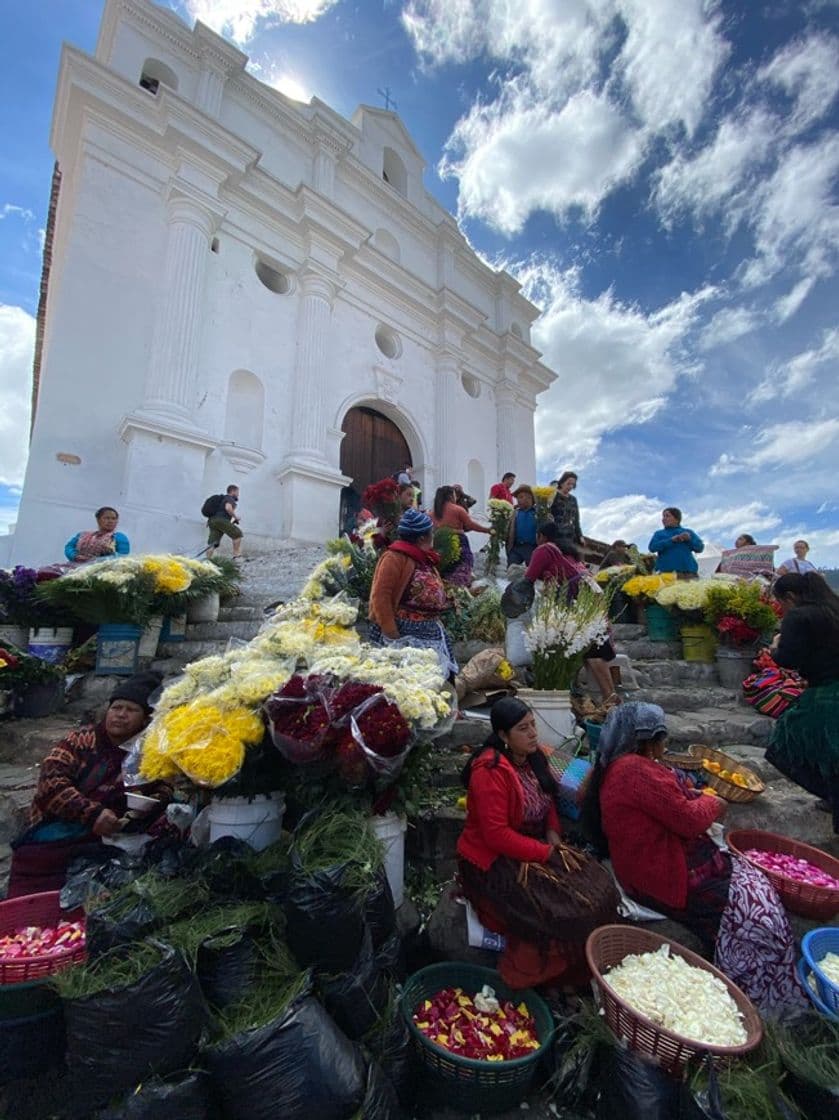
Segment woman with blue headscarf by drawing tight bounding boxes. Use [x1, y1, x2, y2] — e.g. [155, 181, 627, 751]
[584, 702, 806, 1018]
[368, 507, 458, 675]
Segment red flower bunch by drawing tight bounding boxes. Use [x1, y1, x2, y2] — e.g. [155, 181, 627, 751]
[0, 648, 20, 671]
[334, 729, 368, 787]
[362, 477, 399, 509]
[265, 674, 331, 748]
[331, 681, 382, 721]
[355, 696, 411, 758]
[716, 615, 760, 646]
[412, 987, 541, 1061]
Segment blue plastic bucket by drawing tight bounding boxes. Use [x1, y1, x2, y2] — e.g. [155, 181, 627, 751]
[27, 627, 74, 664]
[645, 603, 678, 642]
[161, 614, 187, 643]
[95, 623, 141, 676]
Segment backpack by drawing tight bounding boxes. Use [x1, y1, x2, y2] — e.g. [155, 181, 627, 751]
[201, 494, 224, 519]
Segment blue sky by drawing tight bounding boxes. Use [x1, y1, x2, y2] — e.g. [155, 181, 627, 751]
[1, 0, 837, 564]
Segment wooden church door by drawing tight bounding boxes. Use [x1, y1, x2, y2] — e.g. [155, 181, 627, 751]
[339, 406, 411, 531]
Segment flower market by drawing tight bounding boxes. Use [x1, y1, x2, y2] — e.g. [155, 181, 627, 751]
[0, 513, 838, 1120]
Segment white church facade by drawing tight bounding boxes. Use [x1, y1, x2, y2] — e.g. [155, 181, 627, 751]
[6, 0, 555, 566]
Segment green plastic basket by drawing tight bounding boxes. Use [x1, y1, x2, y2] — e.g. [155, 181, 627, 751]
[400, 961, 554, 1113]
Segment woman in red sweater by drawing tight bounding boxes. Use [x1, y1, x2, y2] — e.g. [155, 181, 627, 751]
[587, 702, 806, 1018]
[432, 485, 492, 586]
[458, 697, 618, 989]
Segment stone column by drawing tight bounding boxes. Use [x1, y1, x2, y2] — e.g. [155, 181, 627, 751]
[289, 269, 337, 461]
[434, 351, 460, 483]
[496, 382, 518, 476]
[143, 194, 217, 422]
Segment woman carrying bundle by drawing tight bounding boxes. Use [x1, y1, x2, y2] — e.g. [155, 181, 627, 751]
[766, 571, 839, 832]
[457, 697, 619, 990]
[431, 485, 492, 586]
[586, 702, 806, 1018]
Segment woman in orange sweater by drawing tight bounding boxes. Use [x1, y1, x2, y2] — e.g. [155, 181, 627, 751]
[458, 697, 618, 989]
[431, 485, 492, 586]
[367, 507, 457, 676]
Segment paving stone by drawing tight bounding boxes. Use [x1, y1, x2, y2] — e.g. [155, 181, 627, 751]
[612, 622, 646, 641]
[665, 706, 774, 747]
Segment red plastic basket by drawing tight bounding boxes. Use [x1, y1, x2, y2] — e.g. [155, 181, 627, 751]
[726, 829, 839, 920]
[0, 891, 85, 985]
[586, 925, 762, 1075]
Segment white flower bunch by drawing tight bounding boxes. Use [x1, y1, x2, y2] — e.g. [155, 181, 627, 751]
[655, 578, 719, 612]
[523, 583, 610, 690]
[604, 945, 747, 1047]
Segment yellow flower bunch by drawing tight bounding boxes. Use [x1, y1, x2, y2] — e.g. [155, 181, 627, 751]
[595, 564, 636, 584]
[140, 700, 264, 786]
[531, 485, 557, 502]
[219, 659, 293, 706]
[622, 572, 677, 598]
[142, 556, 192, 594]
[496, 659, 515, 681]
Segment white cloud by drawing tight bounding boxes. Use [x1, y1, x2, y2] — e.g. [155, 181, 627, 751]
[758, 33, 839, 133]
[710, 417, 839, 475]
[583, 494, 781, 551]
[748, 326, 839, 402]
[773, 276, 816, 322]
[441, 88, 646, 233]
[653, 108, 775, 229]
[0, 305, 35, 487]
[698, 305, 761, 351]
[184, 0, 337, 44]
[248, 57, 313, 101]
[0, 204, 35, 223]
[514, 259, 712, 468]
[614, 0, 729, 137]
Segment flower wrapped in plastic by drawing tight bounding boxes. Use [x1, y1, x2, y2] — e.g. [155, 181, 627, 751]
[140, 699, 264, 786]
[349, 691, 413, 780]
[595, 564, 636, 585]
[621, 571, 677, 599]
[655, 577, 721, 616]
[264, 673, 335, 765]
[141, 556, 192, 594]
[531, 484, 557, 525]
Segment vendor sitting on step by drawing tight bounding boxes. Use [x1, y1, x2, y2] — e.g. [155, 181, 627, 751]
[7, 672, 169, 899]
[585, 702, 807, 1019]
[458, 697, 619, 991]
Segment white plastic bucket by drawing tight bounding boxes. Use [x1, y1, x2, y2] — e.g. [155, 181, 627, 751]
[138, 617, 163, 659]
[371, 812, 407, 908]
[0, 625, 28, 650]
[516, 687, 576, 747]
[28, 626, 74, 664]
[187, 592, 220, 623]
[207, 793, 285, 851]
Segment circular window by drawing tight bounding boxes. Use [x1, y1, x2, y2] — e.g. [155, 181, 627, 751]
[255, 258, 290, 294]
[375, 324, 402, 360]
[461, 372, 481, 398]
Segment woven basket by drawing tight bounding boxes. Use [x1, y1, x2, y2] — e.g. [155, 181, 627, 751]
[727, 829, 839, 920]
[586, 925, 762, 1075]
[400, 961, 554, 1113]
[0, 892, 85, 985]
[687, 745, 764, 803]
[661, 752, 703, 771]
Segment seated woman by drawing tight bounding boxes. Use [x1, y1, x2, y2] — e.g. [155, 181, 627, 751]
[7, 672, 167, 899]
[765, 572, 839, 832]
[431, 485, 492, 586]
[458, 697, 619, 990]
[64, 506, 130, 565]
[587, 702, 806, 1018]
[506, 485, 538, 567]
[367, 507, 457, 677]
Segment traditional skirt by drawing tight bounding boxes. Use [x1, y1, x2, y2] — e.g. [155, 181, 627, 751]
[369, 616, 458, 677]
[459, 846, 620, 989]
[766, 679, 839, 831]
[634, 835, 732, 946]
[445, 533, 474, 588]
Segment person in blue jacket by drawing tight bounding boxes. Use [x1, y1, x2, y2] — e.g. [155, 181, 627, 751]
[648, 507, 704, 577]
[64, 507, 130, 565]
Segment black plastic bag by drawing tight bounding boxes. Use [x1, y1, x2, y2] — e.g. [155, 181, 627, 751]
[85, 893, 160, 957]
[0, 1005, 65, 1085]
[193, 837, 265, 901]
[358, 1061, 405, 1120]
[595, 1047, 725, 1120]
[60, 849, 137, 911]
[63, 944, 206, 1112]
[95, 1070, 213, 1120]
[197, 928, 259, 1010]
[784, 1071, 839, 1120]
[548, 1015, 600, 1113]
[374, 932, 405, 980]
[366, 998, 414, 1108]
[364, 869, 397, 948]
[204, 990, 366, 1120]
[319, 927, 389, 1040]
[501, 577, 535, 618]
[285, 856, 366, 972]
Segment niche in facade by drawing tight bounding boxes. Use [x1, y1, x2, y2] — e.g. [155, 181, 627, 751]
[461, 372, 481, 398]
[139, 58, 179, 95]
[254, 257, 291, 294]
[375, 324, 402, 360]
[510, 322, 524, 340]
[382, 147, 407, 197]
[224, 370, 265, 449]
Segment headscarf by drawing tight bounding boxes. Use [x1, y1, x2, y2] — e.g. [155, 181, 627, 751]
[597, 701, 667, 770]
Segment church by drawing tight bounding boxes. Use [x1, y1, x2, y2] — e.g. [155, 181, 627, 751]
[7, 0, 555, 565]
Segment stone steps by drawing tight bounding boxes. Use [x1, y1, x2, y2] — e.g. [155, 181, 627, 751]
[0, 714, 79, 766]
[631, 684, 740, 712]
[219, 605, 264, 622]
[632, 659, 721, 687]
[664, 705, 773, 747]
[183, 619, 263, 642]
[616, 638, 682, 660]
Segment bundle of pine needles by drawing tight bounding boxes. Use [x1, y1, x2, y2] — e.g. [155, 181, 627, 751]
[214, 940, 308, 1039]
[247, 836, 292, 877]
[770, 1015, 839, 1091]
[294, 810, 384, 898]
[85, 870, 209, 923]
[166, 901, 281, 964]
[52, 941, 164, 1000]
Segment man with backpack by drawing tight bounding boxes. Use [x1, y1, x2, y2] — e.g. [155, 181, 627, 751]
[202, 485, 243, 560]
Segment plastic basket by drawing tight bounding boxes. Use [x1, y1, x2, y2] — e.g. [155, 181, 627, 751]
[0, 892, 85, 985]
[687, 746, 764, 803]
[797, 958, 839, 1022]
[400, 962, 554, 1113]
[726, 829, 839, 920]
[802, 928, 839, 1015]
[586, 925, 762, 1075]
[0, 1005, 66, 1084]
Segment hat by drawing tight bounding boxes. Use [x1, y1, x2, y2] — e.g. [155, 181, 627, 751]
[109, 671, 164, 713]
[397, 507, 433, 537]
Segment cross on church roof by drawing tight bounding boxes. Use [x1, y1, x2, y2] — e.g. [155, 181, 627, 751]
[377, 86, 397, 112]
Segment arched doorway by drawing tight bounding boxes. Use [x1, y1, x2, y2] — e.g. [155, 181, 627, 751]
[339, 406, 411, 532]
